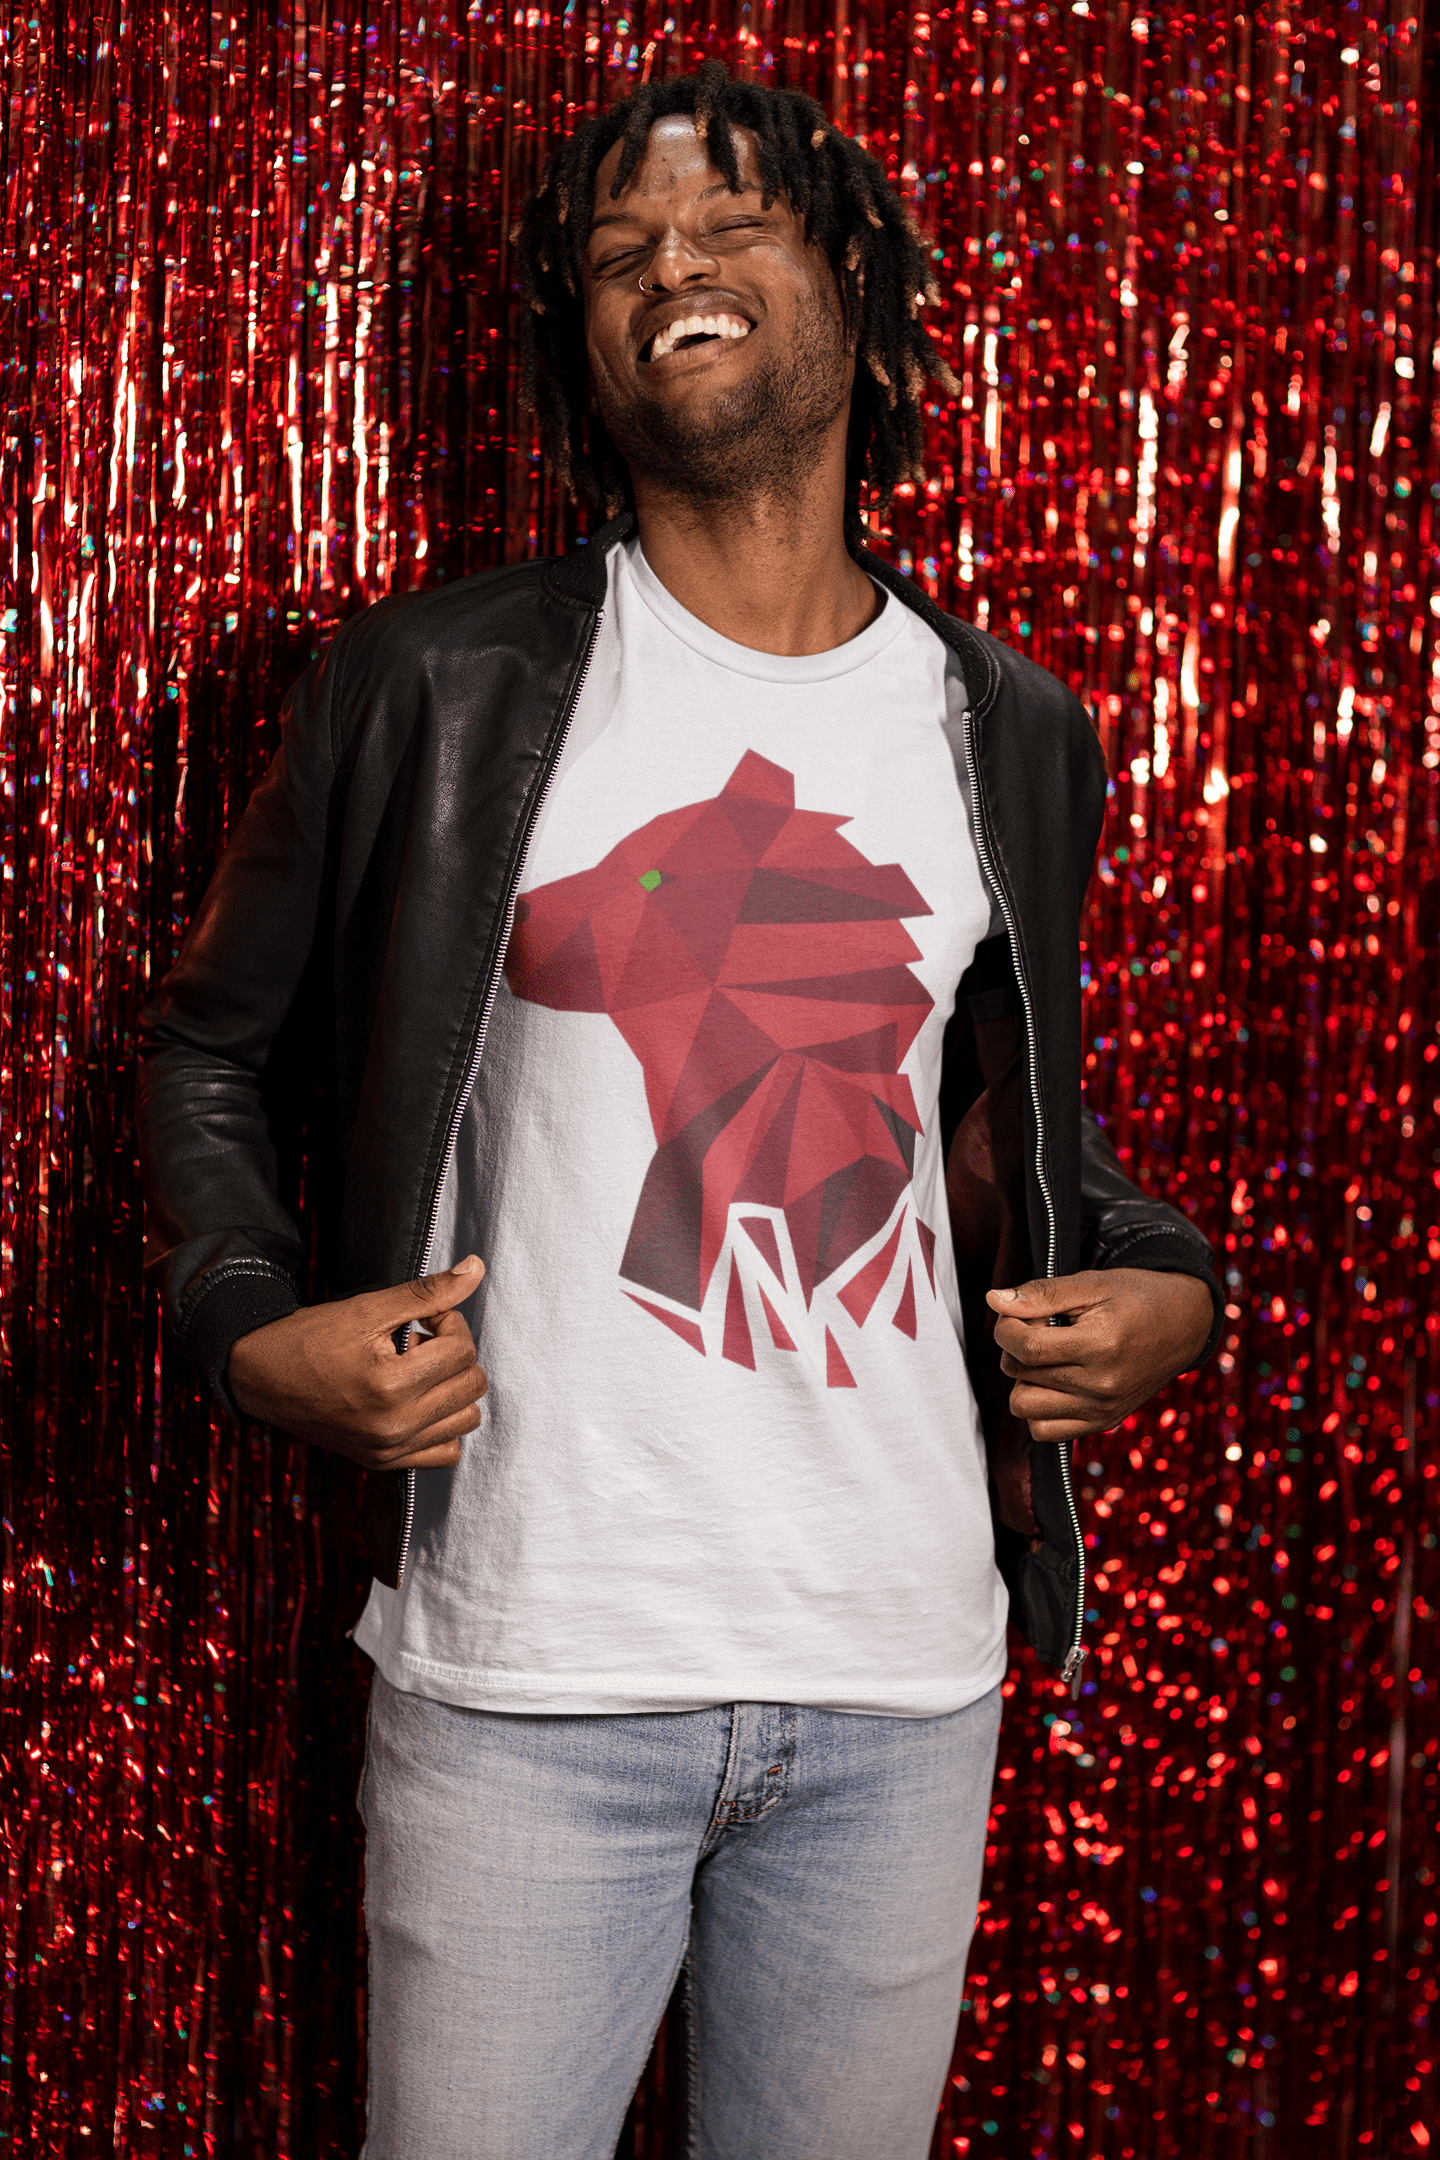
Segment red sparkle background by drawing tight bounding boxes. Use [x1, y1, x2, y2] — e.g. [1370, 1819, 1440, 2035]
[1, 3, 1436, 2153]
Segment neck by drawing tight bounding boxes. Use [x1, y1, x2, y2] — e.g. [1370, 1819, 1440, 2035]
[629, 458, 879, 657]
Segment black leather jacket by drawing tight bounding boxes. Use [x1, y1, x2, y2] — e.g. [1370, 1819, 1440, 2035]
[137, 514, 1221, 1683]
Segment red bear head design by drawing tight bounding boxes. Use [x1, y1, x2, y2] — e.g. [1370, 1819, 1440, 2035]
[505, 749, 934, 1322]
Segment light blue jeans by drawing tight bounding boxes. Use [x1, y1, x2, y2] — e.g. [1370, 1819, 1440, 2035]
[359, 1673, 1001, 2158]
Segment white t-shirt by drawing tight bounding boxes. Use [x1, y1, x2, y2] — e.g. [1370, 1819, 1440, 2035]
[354, 540, 1009, 1716]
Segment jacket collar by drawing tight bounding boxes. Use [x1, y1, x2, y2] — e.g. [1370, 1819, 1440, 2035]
[857, 546, 997, 719]
[543, 511, 635, 610]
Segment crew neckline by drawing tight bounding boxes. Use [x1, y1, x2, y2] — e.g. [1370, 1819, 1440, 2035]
[623, 535, 908, 684]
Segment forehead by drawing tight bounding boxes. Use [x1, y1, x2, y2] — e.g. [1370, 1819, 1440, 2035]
[589, 114, 766, 227]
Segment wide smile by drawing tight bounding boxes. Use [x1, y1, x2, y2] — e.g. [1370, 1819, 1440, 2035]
[639, 309, 755, 366]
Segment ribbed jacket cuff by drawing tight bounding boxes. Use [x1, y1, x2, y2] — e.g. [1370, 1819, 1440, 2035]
[1099, 1229, 1223, 1368]
[177, 1263, 302, 1422]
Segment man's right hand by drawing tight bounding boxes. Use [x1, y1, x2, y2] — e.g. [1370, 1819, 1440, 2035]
[226, 1257, 488, 1471]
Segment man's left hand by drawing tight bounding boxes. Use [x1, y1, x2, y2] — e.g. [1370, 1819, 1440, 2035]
[985, 1269, 1214, 1444]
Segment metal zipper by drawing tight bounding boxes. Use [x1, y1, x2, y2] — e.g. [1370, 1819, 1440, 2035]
[392, 603, 605, 1590]
[958, 688, 1088, 1700]
[1055, 1444, 1089, 1701]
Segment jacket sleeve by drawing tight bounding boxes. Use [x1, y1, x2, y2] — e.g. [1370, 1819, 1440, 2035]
[136, 630, 348, 1417]
[1078, 1105, 1224, 1366]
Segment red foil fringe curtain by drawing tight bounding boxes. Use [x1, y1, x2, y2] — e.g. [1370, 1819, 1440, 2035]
[1, 1, 1436, 2151]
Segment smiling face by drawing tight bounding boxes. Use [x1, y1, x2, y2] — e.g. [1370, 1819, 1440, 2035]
[582, 115, 855, 504]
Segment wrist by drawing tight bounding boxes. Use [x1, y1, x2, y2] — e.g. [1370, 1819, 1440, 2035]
[226, 1317, 288, 1422]
[1163, 1271, 1215, 1368]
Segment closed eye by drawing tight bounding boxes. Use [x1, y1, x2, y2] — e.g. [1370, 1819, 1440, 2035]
[590, 245, 648, 277]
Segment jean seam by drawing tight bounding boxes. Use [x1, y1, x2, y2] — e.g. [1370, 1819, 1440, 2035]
[710, 1702, 798, 1829]
[698, 1703, 744, 1856]
[682, 1929, 699, 2160]
[611, 1926, 694, 2160]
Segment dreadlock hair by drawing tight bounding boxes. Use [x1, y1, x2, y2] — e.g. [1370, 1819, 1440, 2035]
[514, 60, 958, 547]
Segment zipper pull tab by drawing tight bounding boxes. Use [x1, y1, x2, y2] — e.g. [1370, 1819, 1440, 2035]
[1061, 1645, 1087, 1701]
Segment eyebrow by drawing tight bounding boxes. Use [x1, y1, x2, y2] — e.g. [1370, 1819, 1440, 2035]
[588, 181, 765, 237]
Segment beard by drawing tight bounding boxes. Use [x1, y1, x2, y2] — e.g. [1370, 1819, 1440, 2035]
[593, 284, 851, 507]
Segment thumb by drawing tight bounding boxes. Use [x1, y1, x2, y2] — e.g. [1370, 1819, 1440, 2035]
[986, 1270, 1106, 1319]
[369, 1255, 485, 1331]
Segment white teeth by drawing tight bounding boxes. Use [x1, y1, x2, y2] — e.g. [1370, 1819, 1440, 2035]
[648, 312, 752, 362]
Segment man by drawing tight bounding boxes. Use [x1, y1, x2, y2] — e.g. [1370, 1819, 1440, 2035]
[139, 63, 1219, 2160]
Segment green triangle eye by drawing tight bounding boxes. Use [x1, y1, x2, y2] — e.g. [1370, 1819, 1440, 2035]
[638, 869, 663, 892]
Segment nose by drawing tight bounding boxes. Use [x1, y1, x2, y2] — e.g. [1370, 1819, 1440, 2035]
[640, 224, 721, 292]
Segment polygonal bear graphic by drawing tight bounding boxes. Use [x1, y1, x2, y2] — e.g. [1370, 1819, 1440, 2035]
[505, 749, 939, 1379]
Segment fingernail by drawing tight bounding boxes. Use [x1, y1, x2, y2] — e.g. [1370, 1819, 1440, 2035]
[992, 1286, 1019, 1303]
[454, 1254, 479, 1275]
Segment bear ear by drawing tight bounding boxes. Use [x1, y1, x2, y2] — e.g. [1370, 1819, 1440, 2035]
[723, 749, 794, 808]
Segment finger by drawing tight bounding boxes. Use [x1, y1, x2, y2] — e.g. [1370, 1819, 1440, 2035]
[1007, 1377, 1109, 1427]
[319, 1422, 467, 1472]
[997, 1321, 1114, 1373]
[354, 1391, 483, 1477]
[1015, 1393, 1104, 1439]
[1000, 1356, 1101, 1400]
[986, 1271, 1110, 1322]
[430, 1307, 477, 1344]
[376, 1397, 485, 1470]
[1027, 1418, 1099, 1445]
[992, 1303, 1116, 1364]
[994, 1326, 1071, 1372]
[392, 1312, 483, 1391]
[404, 1363, 489, 1436]
[389, 1436, 465, 1469]
[359, 1256, 485, 1336]
[1010, 1374, 1134, 1434]
[997, 1328, 1116, 1381]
